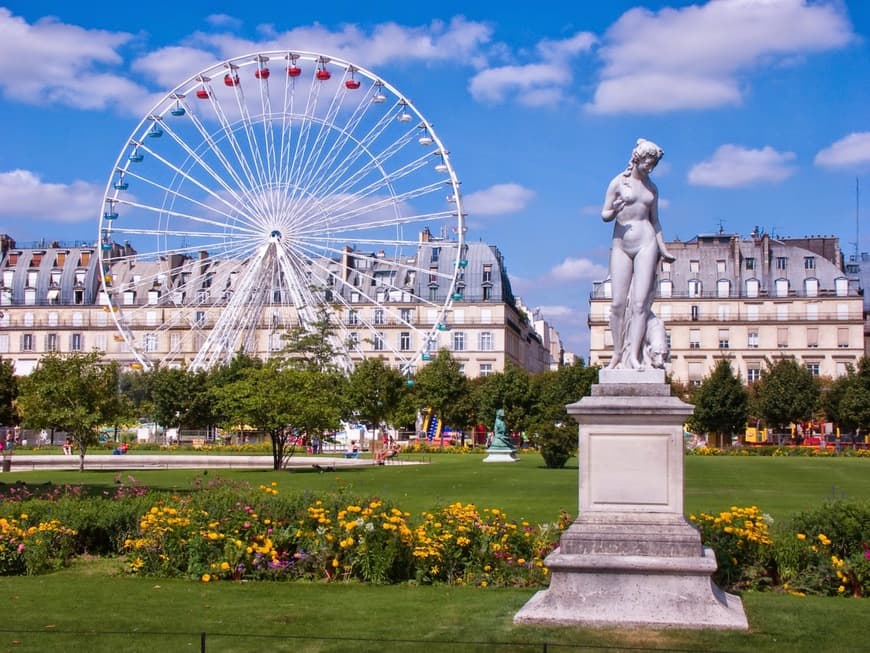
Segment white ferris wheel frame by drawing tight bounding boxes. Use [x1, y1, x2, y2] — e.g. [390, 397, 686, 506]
[98, 50, 466, 374]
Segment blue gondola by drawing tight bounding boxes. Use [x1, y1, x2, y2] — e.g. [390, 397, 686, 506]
[148, 126, 163, 138]
[129, 152, 143, 163]
[452, 293, 463, 300]
[103, 212, 118, 220]
[421, 353, 431, 361]
[114, 180, 129, 190]
[170, 106, 185, 116]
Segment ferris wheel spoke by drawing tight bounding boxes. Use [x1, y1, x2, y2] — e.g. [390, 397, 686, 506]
[171, 95, 267, 207]
[224, 73, 273, 193]
[283, 70, 327, 210]
[128, 140, 265, 231]
[111, 199, 262, 237]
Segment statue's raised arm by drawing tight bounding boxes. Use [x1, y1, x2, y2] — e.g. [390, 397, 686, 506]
[601, 138, 673, 371]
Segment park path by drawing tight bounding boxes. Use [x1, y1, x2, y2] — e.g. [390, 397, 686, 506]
[1, 453, 418, 472]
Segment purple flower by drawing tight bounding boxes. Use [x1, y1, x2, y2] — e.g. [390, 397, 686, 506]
[864, 549, 870, 561]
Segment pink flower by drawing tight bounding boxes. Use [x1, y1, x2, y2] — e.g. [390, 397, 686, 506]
[864, 549, 870, 561]
[18, 543, 25, 553]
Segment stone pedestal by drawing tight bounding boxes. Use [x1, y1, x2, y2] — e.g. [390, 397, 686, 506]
[482, 446, 518, 463]
[514, 369, 747, 629]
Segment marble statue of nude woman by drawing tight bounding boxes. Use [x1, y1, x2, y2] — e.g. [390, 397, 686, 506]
[600, 138, 675, 371]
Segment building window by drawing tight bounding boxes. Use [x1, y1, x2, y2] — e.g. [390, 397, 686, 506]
[429, 287, 438, 301]
[348, 332, 360, 350]
[688, 280, 702, 297]
[748, 330, 759, 349]
[453, 309, 465, 324]
[347, 310, 358, 326]
[351, 291, 360, 303]
[837, 328, 849, 348]
[604, 329, 613, 347]
[48, 312, 59, 327]
[745, 257, 756, 271]
[690, 305, 700, 321]
[452, 331, 465, 351]
[776, 256, 788, 270]
[718, 329, 730, 349]
[480, 309, 492, 324]
[123, 290, 136, 305]
[479, 331, 493, 351]
[806, 304, 818, 321]
[804, 256, 815, 270]
[659, 279, 672, 298]
[661, 260, 671, 273]
[482, 264, 492, 283]
[428, 266, 438, 284]
[45, 333, 58, 352]
[775, 278, 789, 297]
[21, 334, 34, 352]
[24, 288, 36, 305]
[717, 279, 730, 298]
[400, 308, 412, 324]
[373, 332, 385, 351]
[70, 333, 83, 352]
[431, 247, 440, 263]
[482, 286, 492, 301]
[170, 334, 182, 353]
[804, 278, 819, 297]
[479, 363, 493, 377]
[665, 330, 671, 349]
[717, 304, 730, 320]
[805, 362, 820, 377]
[835, 277, 848, 297]
[660, 305, 672, 320]
[837, 303, 849, 320]
[689, 329, 701, 349]
[747, 367, 761, 383]
[144, 334, 158, 352]
[400, 332, 411, 351]
[0, 334, 8, 353]
[269, 333, 283, 351]
[806, 328, 818, 348]
[777, 327, 789, 348]
[689, 260, 700, 273]
[374, 308, 384, 325]
[717, 260, 726, 274]
[745, 278, 759, 298]
[746, 305, 759, 322]
[776, 304, 788, 321]
[688, 362, 703, 387]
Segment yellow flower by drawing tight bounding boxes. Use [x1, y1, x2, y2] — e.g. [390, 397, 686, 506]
[201, 574, 211, 583]
[796, 533, 806, 540]
[220, 562, 230, 571]
[838, 585, 846, 594]
[480, 580, 488, 588]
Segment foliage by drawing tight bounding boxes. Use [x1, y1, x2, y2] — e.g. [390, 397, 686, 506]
[0, 355, 19, 426]
[690, 358, 749, 448]
[472, 363, 534, 434]
[690, 505, 773, 591]
[529, 420, 576, 468]
[213, 364, 343, 469]
[773, 501, 870, 597]
[752, 357, 819, 432]
[0, 513, 77, 575]
[146, 365, 213, 430]
[346, 357, 407, 430]
[412, 349, 469, 430]
[824, 357, 870, 434]
[16, 352, 130, 470]
[278, 306, 345, 373]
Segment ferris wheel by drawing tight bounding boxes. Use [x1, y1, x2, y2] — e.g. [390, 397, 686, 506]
[98, 51, 466, 373]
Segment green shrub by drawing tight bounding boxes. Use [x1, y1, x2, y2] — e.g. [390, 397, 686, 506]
[530, 421, 576, 469]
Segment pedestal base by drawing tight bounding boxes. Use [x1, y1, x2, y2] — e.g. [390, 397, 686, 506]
[482, 449, 518, 463]
[513, 546, 747, 630]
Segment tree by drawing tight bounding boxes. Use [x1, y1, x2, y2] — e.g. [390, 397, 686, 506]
[346, 358, 406, 433]
[412, 349, 468, 435]
[0, 356, 19, 427]
[474, 363, 532, 435]
[751, 357, 819, 442]
[530, 361, 598, 426]
[214, 364, 343, 470]
[690, 358, 749, 448]
[17, 352, 128, 470]
[278, 307, 343, 372]
[824, 357, 870, 436]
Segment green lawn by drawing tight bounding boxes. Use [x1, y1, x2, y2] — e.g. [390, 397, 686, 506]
[2, 454, 869, 652]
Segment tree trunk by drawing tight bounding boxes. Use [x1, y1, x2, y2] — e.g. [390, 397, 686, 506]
[78, 444, 86, 472]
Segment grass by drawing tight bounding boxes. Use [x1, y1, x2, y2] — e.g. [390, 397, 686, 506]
[1, 558, 868, 652]
[2, 454, 869, 652]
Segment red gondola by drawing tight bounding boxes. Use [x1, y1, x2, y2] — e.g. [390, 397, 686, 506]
[196, 88, 210, 99]
[345, 79, 361, 90]
[287, 66, 302, 77]
[255, 68, 270, 79]
[224, 74, 239, 86]
[316, 69, 331, 81]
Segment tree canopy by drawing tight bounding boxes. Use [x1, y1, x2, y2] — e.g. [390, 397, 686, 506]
[690, 358, 749, 448]
[751, 356, 819, 435]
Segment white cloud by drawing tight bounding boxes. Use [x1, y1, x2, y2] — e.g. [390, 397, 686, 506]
[206, 14, 243, 30]
[588, 0, 855, 114]
[0, 170, 103, 222]
[549, 257, 608, 282]
[0, 9, 148, 111]
[463, 184, 535, 216]
[469, 31, 594, 106]
[535, 304, 575, 318]
[688, 145, 797, 188]
[814, 132, 870, 168]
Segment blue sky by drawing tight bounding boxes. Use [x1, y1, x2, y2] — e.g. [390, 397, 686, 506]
[0, 0, 868, 358]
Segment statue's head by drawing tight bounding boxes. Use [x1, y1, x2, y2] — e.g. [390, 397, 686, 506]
[496, 409, 505, 418]
[625, 138, 664, 175]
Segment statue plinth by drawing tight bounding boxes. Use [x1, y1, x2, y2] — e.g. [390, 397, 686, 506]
[482, 445, 518, 463]
[514, 375, 747, 630]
